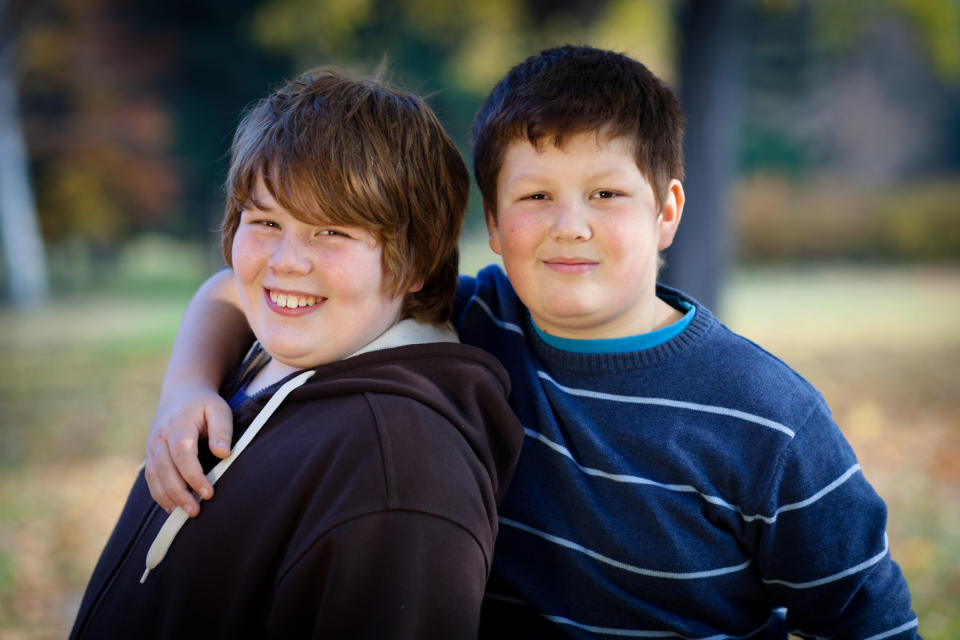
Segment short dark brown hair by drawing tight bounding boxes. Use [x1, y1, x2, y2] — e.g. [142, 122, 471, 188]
[221, 67, 469, 323]
[472, 45, 685, 216]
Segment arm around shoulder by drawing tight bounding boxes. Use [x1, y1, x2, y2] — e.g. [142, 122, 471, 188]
[145, 269, 251, 514]
[159, 268, 249, 402]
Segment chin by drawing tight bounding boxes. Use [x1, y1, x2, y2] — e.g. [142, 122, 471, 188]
[542, 300, 598, 321]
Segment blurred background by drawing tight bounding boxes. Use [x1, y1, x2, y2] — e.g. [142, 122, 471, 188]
[0, 0, 957, 637]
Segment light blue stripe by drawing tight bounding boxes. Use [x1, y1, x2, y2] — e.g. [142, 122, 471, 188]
[499, 517, 751, 580]
[791, 615, 917, 639]
[469, 295, 524, 335]
[863, 618, 919, 640]
[750, 464, 861, 522]
[538, 371, 796, 438]
[523, 427, 744, 511]
[540, 614, 778, 640]
[523, 428, 862, 525]
[763, 534, 889, 589]
[485, 592, 780, 639]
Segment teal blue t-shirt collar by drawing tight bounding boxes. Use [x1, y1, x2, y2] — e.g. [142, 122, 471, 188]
[532, 294, 695, 354]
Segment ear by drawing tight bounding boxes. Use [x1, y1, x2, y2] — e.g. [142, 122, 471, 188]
[656, 179, 684, 251]
[406, 279, 424, 294]
[484, 203, 503, 256]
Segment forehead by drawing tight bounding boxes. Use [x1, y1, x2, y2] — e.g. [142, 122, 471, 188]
[498, 133, 641, 182]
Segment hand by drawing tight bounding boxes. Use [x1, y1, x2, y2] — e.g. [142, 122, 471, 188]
[145, 388, 234, 517]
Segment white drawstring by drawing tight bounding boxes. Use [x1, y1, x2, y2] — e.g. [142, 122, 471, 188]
[140, 369, 316, 583]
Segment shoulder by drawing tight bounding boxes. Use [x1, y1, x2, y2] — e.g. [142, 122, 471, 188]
[291, 344, 522, 518]
[661, 285, 830, 428]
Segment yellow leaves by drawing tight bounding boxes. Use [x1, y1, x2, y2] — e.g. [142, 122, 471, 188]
[252, 0, 374, 57]
[590, 0, 677, 83]
[812, 0, 960, 82]
[247, 0, 679, 99]
[894, 0, 960, 80]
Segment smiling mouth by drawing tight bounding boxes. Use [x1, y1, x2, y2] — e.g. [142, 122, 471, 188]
[268, 289, 322, 309]
[543, 259, 597, 273]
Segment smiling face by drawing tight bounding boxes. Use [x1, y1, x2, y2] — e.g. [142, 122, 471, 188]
[232, 180, 407, 374]
[486, 132, 684, 340]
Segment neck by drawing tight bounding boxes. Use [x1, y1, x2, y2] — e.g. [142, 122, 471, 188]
[246, 358, 299, 396]
[653, 296, 684, 331]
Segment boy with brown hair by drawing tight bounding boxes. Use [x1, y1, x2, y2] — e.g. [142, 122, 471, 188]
[143, 46, 919, 638]
[69, 67, 522, 639]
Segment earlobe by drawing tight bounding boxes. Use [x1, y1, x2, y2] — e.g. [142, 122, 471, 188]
[656, 179, 684, 250]
[484, 205, 503, 256]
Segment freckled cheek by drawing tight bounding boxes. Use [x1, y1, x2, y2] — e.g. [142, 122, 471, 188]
[231, 232, 269, 283]
[317, 248, 384, 296]
[230, 234, 253, 279]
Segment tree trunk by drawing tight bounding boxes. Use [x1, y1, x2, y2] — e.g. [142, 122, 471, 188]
[0, 16, 48, 308]
[661, 0, 750, 312]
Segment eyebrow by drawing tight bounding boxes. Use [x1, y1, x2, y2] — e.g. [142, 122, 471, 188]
[507, 166, 634, 187]
[243, 194, 276, 212]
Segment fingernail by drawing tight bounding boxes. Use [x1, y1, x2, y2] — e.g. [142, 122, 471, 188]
[183, 504, 196, 517]
[215, 439, 229, 450]
[200, 487, 212, 500]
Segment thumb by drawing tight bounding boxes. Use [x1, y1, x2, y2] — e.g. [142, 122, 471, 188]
[206, 402, 235, 459]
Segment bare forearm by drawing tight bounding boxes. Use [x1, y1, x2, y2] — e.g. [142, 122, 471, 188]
[146, 269, 249, 515]
[159, 269, 250, 402]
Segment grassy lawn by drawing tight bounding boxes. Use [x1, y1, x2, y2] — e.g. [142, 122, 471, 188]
[0, 263, 957, 638]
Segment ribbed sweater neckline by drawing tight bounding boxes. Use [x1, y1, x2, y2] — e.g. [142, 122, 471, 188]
[526, 287, 716, 374]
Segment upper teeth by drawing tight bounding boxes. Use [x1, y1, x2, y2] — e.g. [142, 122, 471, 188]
[270, 291, 319, 309]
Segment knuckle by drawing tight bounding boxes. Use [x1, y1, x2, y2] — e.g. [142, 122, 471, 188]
[171, 444, 194, 464]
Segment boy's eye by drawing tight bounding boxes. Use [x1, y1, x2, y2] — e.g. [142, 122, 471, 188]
[591, 190, 619, 199]
[252, 219, 280, 228]
[524, 193, 548, 201]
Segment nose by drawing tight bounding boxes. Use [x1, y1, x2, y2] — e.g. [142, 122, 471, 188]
[268, 230, 313, 274]
[551, 199, 592, 242]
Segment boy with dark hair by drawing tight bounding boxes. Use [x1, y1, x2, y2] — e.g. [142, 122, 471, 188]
[142, 46, 920, 638]
[69, 67, 522, 640]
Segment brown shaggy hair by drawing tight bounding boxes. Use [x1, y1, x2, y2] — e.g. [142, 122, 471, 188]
[221, 67, 469, 323]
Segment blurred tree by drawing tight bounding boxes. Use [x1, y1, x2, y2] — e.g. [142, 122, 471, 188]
[0, 0, 48, 308]
[121, 0, 290, 242]
[18, 0, 290, 279]
[19, 0, 181, 253]
[660, 0, 751, 310]
[815, 0, 960, 82]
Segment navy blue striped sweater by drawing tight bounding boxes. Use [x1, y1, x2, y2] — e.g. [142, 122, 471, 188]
[454, 265, 919, 640]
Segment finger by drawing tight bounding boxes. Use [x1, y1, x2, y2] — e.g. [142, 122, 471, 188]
[145, 445, 181, 514]
[145, 464, 175, 514]
[169, 429, 213, 505]
[205, 401, 235, 460]
[159, 452, 201, 518]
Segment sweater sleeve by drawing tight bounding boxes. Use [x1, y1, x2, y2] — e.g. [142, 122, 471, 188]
[755, 400, 920, 638]
[266, 509, 488, 640]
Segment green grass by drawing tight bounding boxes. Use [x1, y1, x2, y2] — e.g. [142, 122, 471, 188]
[1, 263, 957, 638]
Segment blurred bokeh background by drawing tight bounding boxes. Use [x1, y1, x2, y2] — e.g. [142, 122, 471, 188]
[1, 0, 958, 638]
